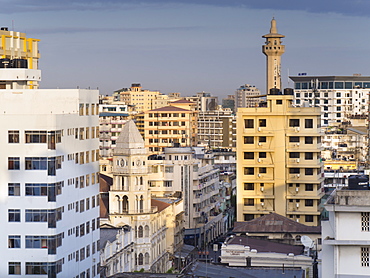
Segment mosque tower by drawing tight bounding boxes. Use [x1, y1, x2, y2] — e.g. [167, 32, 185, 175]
[262, 18, 285, 94]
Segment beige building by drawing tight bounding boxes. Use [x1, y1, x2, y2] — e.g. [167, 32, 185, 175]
[262, 18, 285, 93]
[236, 93, 324, 226]
[147, 147, 227, 247]
[144, 102, 198, 153]
[235, 84, 263, 109]
[197, 109, 236, 149]
[114, 83, 162, 113]
[99, 120, 184, 273]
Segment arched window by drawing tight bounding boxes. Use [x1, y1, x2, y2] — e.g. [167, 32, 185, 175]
[144, 225, 149, 237]
[139, 195, 144, 212]
[135, 253, 137, 265]
[138, 226, 143, 238]
[144, 252, 150, 265]
[138, 253, 144, 265]
[140, 176, 143, 185]
[116, 195, 121, 213]
[122, 196, 128, 212]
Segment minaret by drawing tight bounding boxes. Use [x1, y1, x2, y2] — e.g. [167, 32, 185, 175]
[262, 18, 285, 94]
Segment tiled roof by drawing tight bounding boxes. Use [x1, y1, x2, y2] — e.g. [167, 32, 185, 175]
[233, 213, 321, 234]
[148, 106, 190, 112]
[170, 99, 195, 104]
[151, 199, 171, 212]
[228, 236, 304, 255]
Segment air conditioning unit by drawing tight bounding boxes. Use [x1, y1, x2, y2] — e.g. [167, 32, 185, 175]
[258, 127, 261, 132]
[296, 158, 300, 163]
[296, 143, 300, 146]
[296, 203, 300, 208]
[296, 187, 299, 192]
[261, 202, 265, 206]
[296, 174, 300, 178]
[258, 142, 262, 146]
[257, 158, 262, 163]
[296, 219, 300, 222]
[258, 174, 262, 178]
[260, 187, 264, 192]
[295, 127, 300, 132]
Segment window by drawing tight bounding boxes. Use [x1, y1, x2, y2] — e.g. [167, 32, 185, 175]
[80, 223, 85, 237]
[362, 212, 370, 232]
[8, 131, 19, 143]
[305, 215, 314, 222]
[86, 221, 90, 234]
[244, 152, 254, 159]
[276, 99, 283, 105]
[244, 136, 254, 144]
[9, 209, 20, 222]
[244, 119, 254, 128]
[164, 181, 172, 187]
[305, 119, 313, 128]
[8, 183, 20, 196]
[80, 200, 85, 213]
[244, 183, 254, 190]
[305, 152, 313, 160]
[244, 167, 254, 175]
[8, 235, 21, 248]
[259, 119, 266, 127]
[289, 119, 300, 127]
[8, 157, 20, 170]
[25, 157, 47, 170]
[289, 168, 300, 174]
[361, 247, 370, 267]
[25, 131, 47, 143]
[305, 137, 313, 144]
[259, 136, 267, 143]
[8, 262, 21, 275]
[305, 184, 314, 191]
[259, 167, 267, 174]
[289, 136, 299, 143]
[289, 152, 299, 158]
[165, 166, 173, 173]
[305, 199, 314, 206]
[259, 152, 267, 158]
[305, 168, 314, 175]
[244, 199, 254, 206]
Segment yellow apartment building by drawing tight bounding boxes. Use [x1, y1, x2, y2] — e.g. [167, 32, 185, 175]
[115, 83, 161, 113]
[237, 92, 324, 226]
[144, 104, 198, 153]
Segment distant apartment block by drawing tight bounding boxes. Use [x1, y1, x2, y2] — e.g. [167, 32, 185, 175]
[144, 101, 198, 153]
[235, 84, 263, 109]
[290, 75, 370, 126]
[197, 109, 236, 149]
[113, 83, 162, 113]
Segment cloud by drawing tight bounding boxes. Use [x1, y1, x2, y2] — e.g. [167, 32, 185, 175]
[3, 0, 370, 18]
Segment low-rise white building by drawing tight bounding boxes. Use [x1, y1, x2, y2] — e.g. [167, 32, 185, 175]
[322, 179, 370, 277]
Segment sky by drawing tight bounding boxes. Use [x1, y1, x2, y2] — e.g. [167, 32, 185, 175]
[2, 0, 370, 97]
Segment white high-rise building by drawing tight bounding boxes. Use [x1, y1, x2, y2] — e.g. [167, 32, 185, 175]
[290, 75, 370, 126]
[1, 29, 100, 277]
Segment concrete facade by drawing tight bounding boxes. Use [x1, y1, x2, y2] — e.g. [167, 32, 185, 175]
[322, 189, 370, 277]
[237, 94, 324, 226]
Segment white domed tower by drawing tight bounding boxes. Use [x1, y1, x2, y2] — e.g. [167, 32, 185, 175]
[110, 120, 151, 219]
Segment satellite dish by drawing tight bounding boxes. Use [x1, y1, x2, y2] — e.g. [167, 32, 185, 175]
[301, 235, 314, 248]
